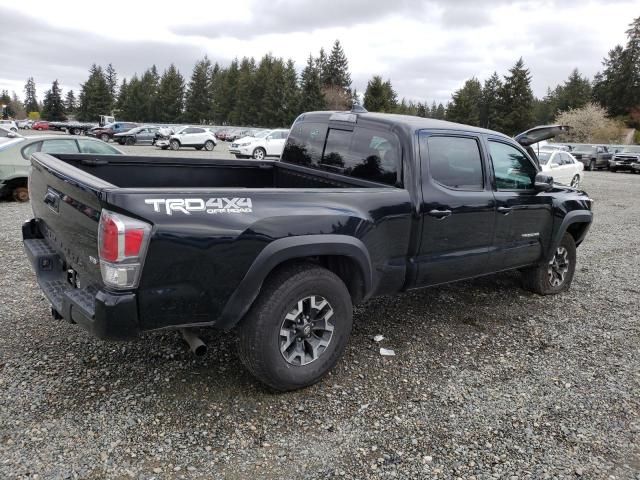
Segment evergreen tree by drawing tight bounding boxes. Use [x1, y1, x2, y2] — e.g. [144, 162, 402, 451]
[119, 75, 144, 121]
[105, 63, 118, 109]
[299, 55, 326, 113]
[156, 64, 185, 123]
[480, 72, 502, 129]
[282, 59, 300, 126]
[435, 103, 446, 120]
[324, 40, 351, 89]
[496, 58, 534, 135]
[116, 78, 129, 116]
[316, 48, 329, 86]
[363, 76, 397, 112]
[209, 63, 224, 124]
[23, 77, 39, 113]
[446, 77, 482, 126]
[65, 90, 77, 115]
[261, 58, 287, 127]
[217, 58, 239, 124]
[184, 56, 212, 123]
[556, 68, 592, 112]
[41, 79, 66, 121]
[231, 57, 257, 125]
[77, 64, 111, 121]
[533, 87, 559, 125]
[140, 65, 160, 121]
[0, 90, 13, 118]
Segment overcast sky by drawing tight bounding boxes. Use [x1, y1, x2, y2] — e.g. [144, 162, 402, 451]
[0, 0, 635, 106]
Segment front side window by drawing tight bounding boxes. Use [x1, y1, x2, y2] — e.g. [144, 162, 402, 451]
[489, 141, 537, 190]
[426, 136, 484, 190]
[41, 139, 79, 154]
[78, 139, 120, 154]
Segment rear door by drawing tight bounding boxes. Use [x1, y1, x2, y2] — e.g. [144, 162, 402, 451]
[486, 138, 553, 270]
[415, 131, 496, 286]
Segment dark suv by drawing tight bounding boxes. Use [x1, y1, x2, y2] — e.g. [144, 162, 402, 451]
[88, 122, 138, 142]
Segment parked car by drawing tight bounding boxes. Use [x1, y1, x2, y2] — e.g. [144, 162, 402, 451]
[21, 109, 593, 391]
[571, 144, 612, 171]
[17, 119, 33, 129]
[155, 126, 217, 151]
[230, 129, 290, 159]
[0, 126, 23, 138]
[113, 126, 159, 145]
[226, 128, 254, 142]
[537, 149, 583, 187]
[88, 122, 139, 142]
[0, 120, 18, 132]
[32, 121, 50, 131]
[608, 145, 640, 172]
[0, 135, 123, 202]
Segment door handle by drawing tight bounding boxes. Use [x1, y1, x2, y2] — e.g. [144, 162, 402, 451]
[428, 209, 452, 219]
[497, 206, 512, 215]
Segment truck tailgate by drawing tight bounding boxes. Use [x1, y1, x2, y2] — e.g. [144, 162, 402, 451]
[28, 152, 113, 287]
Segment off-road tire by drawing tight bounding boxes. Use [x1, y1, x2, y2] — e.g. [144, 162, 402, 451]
[237, 263, 353, 391]
[521, 233, 576, 295]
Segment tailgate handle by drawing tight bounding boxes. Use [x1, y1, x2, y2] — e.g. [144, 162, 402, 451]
[81, 158, 109, 166]
[44, 189, 60, 213]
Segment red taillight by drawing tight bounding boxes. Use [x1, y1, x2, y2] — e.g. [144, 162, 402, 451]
[125, 229, 144, 257]
[99, 215, 120, 262]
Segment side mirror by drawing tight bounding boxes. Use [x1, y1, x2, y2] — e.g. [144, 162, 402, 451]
[534, 173, 554, 191]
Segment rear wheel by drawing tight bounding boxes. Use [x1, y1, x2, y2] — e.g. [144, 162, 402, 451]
[204, 140, 215, 151]
[252, 147, 266, 160]
[125, 137, 135, 146]
[71, 128, 81, 135]
[117, 138, 125, 145]
[521, 233, 576, 295]
[100, 133, 110, 142]
[588, 160, 595, 171]
[12, 186, 29, 202]
[170, 140, 180, 151]
[237, 263, 353, 391]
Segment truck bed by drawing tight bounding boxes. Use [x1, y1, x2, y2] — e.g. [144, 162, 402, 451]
[42, 154, 385, 190]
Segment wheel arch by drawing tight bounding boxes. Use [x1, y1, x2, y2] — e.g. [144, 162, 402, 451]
[217, 235, 373, 329]
[547, 210, 592, 261]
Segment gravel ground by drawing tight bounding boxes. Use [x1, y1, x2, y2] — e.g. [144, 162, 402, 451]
[0, 170, 638, 479]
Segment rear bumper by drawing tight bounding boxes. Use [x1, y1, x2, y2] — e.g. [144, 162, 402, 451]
[22, 219, 140, 340]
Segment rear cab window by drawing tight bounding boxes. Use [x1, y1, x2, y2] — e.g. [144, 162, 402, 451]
[422, 135, 484, 190]
[282, 120, 400, 186]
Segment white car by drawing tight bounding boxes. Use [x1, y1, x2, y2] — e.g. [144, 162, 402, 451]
[538, 149, 584, 188]
[229, 129, 289, 160]
[156, 126, 217, 151]
[17, 119, 33, 129]
[0, 120, 18, 132]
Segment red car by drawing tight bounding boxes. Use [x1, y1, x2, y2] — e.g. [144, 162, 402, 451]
[32, 121, 50, 131]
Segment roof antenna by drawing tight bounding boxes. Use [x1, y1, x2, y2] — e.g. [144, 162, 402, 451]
[351, 103, 368, 113]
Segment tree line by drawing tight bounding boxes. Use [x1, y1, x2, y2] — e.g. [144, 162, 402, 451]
[2, 16, 639, 136]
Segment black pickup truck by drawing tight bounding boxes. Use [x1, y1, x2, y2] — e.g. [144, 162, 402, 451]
[22, 109, 593, 391]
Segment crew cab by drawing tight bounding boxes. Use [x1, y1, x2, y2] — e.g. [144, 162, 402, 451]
[22, 109, 592, 391]
[571, 144, 612, 171]
[155, 126, 217, 151]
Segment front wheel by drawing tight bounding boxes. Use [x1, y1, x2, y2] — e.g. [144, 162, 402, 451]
[204, 140, 215, 151]
[100, 133, 110, 142]
[521, 233, 576, 295]
[252, 147, 266, 160]
[125, 137, 135, 146]
[570, 175, 580, 188]
[170, 140, 180, 151]
[237, 264, 353, 391]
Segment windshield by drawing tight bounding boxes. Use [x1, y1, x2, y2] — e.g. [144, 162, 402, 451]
[621, 146, 640, 153]
[537, 151, 553, 164]
[254, 130, 271, 138]
[572, 145, 595, 153]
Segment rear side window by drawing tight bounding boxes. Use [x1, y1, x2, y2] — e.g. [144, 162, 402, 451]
[426, 136, 484, 190]
[21, 141, 41, 160]
[281, 122, 328, 167]
[41, 139, 79, 154]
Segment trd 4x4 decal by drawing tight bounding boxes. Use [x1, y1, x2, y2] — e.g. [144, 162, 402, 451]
[145, 198, 253, 215]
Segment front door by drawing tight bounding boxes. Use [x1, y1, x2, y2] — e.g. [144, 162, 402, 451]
[486, 138, 553, 270]
[415, 132, 496, 286]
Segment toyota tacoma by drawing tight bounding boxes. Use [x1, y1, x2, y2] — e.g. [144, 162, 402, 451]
[22, 109, 593, 391]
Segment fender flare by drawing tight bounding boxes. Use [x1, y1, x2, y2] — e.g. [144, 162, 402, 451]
[217, 234, 373, 329]
[547, 210, 592, 261]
